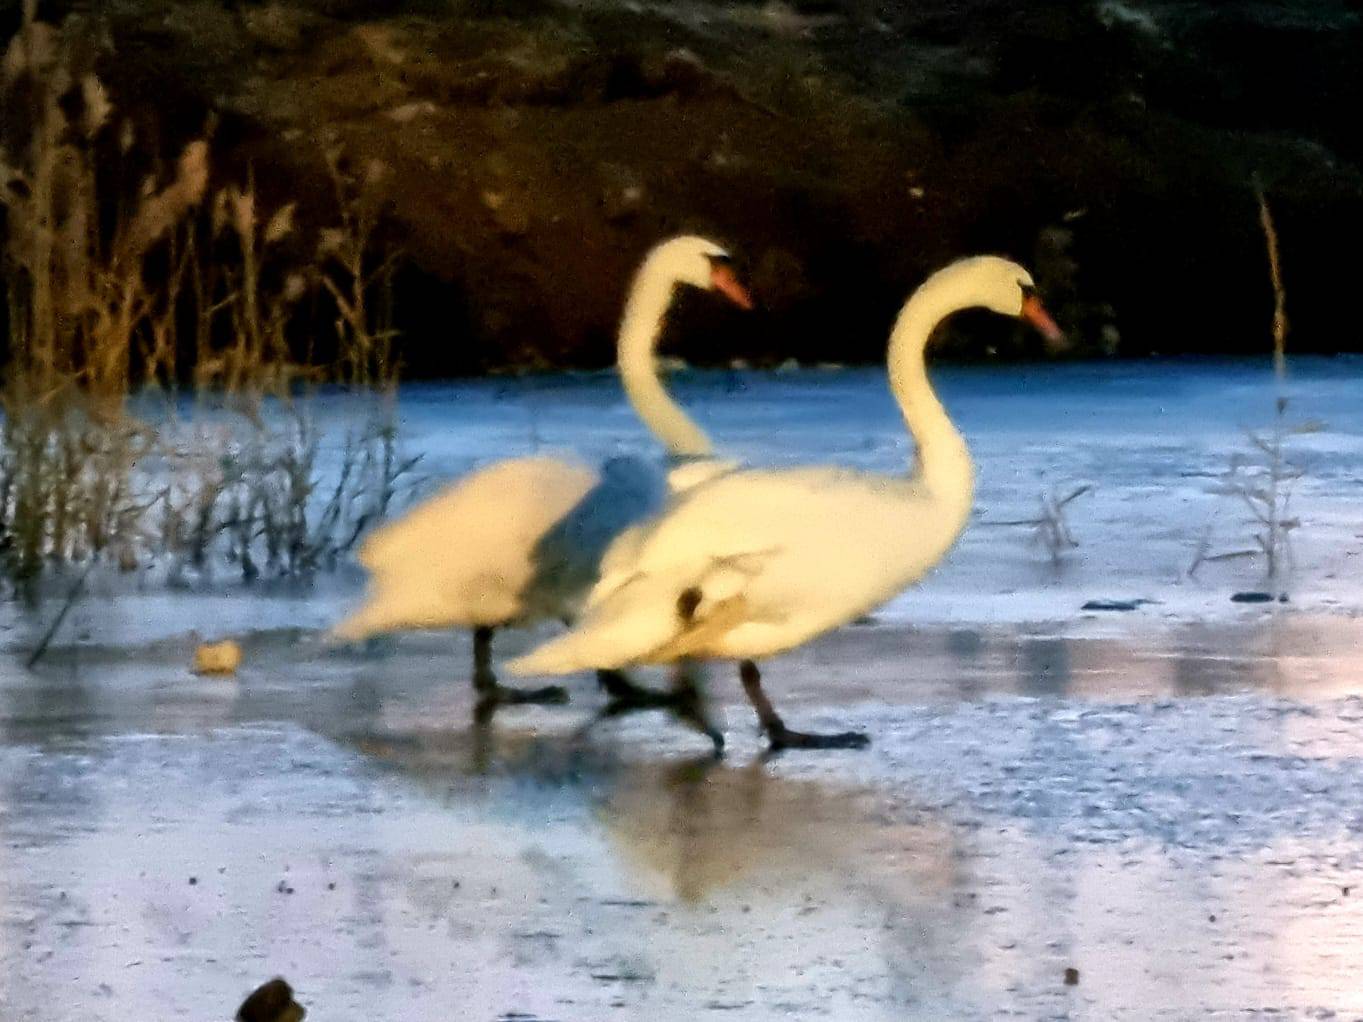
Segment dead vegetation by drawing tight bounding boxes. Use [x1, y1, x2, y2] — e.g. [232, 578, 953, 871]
[987, 484, 1092, 566]
[1188, 186, 1313, 586]
[0, 7, 417, 602]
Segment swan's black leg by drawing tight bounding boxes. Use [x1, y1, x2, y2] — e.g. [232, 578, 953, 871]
[739, 660, 868, 751]
[594, 666, 724, 753]
[670, 663, 725, 753]
[597, 669, 676, 707]
[472, 626, 569, 718]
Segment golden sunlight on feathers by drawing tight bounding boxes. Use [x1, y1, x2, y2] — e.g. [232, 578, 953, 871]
[332, 236, 752, 694]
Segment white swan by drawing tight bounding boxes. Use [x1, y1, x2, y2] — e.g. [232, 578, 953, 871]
[333, 236, 753, 710]
[508, 255, 1063, 749]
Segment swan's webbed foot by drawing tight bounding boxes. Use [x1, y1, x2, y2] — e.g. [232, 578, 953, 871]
[597, 669, 675, 707]
[764, 723, 870, 752]
[739, 660, 870, 754]
[594, 668, 725, 753]
[473, 681, 570, 724]
[478, 681, 571, 706]
[471, 625, 569, 722]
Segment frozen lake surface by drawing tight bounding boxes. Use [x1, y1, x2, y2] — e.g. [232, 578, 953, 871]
[3, 358, 1363, 1019]
[19, 354, 1363, 648]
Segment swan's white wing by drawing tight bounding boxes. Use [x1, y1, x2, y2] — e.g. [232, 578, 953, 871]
[357, 456, 595, 570]
[508, 464, 963, 674]
[589, 456, 739, 597]
[335, 456, 598, 639]
[508, 466, 840, 674]
[505, 542, 781, 675]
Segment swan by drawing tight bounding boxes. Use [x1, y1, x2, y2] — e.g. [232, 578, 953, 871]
[333, 235, 753, 712]
[507, 255, 1063, 750]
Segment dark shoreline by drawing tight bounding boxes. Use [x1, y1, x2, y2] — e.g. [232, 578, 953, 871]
[4, 1, 1360, 374]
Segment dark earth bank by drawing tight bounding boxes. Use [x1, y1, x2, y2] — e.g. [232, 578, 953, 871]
[4, 0, 1361, 372]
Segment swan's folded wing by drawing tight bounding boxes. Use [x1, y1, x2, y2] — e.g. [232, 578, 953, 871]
[505, 548, 779, 675]
[335, 457, 599, 639]
[575, 457, 739, 609]
[512, 465, 853, 674]
[586, 461, 756, 612]
[357, 457, 596, 572]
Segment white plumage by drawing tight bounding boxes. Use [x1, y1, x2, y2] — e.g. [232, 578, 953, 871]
[509, 256, 1064, 748]
[332, 236, 752, 703]
[509, 465, 963, 670]
[334, 456, 605, 638]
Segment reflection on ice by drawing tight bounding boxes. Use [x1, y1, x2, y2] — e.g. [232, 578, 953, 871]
[5, 595, 1363, 1015]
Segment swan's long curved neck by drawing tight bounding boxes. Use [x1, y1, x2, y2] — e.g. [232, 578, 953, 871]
[616, 268, 712, 459]
[886, 286, 974, 507]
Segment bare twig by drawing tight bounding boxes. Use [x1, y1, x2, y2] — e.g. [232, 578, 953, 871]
[986, 484, 1092, 565]
[26, 563, 92, 668]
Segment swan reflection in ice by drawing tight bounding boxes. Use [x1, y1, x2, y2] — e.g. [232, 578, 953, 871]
[350, 721, 975, 1008]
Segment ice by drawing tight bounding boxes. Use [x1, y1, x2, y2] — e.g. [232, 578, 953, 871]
[5, 358, 1363, 1019]
[8, 356, 1362, 653]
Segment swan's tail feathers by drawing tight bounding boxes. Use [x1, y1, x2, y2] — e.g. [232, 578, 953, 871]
[505, 619, 636, 676]
[510, 549, 775, 676]
[506, 574, 684, 676]
[356, 521, 402, 572]
[330, 604, 388, 644]
[358, 457, 598, 572]
[330, 591, 450, 644]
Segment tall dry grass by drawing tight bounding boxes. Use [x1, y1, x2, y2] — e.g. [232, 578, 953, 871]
[1189, 186, 1316, 585]
[0, 8, 418, 601]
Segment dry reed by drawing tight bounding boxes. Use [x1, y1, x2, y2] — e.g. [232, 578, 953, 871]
[0, 10, 418, 601]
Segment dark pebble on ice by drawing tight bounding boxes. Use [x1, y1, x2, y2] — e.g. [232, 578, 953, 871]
[1209, 914, 1216, 922]
[276, 881, 294, 895]
[1230, 591, 1273, 603]
[1064, 967, 1080, 986]
[1081, 599, 1144, 612]
[1343, 886, 1351, 896]
[236, 977, 305, 1022]
[188, 877, 197, 886]
[327, 882, 335, 891]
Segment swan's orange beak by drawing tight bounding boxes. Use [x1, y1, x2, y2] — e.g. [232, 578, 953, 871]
[1021, 293, 1065, 347]
[711, 263, 755, 310]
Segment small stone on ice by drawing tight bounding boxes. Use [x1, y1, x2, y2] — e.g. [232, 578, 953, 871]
[1064, 967, 1080, 986]
[193, 640, 242, 676]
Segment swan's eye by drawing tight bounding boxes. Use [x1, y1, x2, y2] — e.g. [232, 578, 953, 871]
[705, 253, 734, 267]
[1019, 281, 1037, 299]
